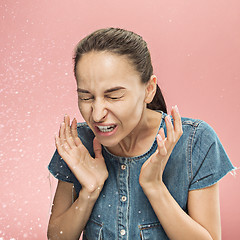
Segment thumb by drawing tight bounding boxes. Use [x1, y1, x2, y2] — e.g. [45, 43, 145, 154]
[93, 137, 103, 159]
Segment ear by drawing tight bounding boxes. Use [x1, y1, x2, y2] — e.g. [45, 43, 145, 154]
[144, 75, 157, 104]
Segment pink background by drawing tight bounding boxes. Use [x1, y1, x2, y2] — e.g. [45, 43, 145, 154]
[0, 0, 239, 239]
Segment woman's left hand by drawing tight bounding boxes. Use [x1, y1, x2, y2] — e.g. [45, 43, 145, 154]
[139, 105, 183, 191]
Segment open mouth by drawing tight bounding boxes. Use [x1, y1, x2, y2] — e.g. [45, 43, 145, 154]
[96, 125, 117, 133]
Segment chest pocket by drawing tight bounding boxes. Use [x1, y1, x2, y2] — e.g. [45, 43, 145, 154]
[83, 219, 103, 240]
[139, 222, 167, 240]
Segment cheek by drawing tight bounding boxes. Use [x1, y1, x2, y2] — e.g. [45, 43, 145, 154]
[78, 102, 90, 118]
[115, 97, 145, 121]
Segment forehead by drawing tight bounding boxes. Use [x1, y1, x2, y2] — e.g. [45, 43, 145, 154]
[75, 51, 141, 91]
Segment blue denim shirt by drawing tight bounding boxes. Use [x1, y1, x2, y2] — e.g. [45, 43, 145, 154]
[48, 111, 234, 240]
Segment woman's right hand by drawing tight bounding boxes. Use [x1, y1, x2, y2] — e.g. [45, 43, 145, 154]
[55, 115, 109, 196]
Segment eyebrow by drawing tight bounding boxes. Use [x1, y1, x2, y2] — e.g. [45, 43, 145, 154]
[77, 86, 126, 94]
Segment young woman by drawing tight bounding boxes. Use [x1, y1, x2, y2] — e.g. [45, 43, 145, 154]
[47, 28, 234, 240]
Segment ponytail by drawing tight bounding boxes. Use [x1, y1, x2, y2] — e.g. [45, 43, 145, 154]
[147, 84, 167, 113]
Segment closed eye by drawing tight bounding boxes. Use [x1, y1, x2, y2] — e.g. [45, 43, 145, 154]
[107, 96, 124, 100]
[78, 96, 94, 101]
[78, 94, 125, 101]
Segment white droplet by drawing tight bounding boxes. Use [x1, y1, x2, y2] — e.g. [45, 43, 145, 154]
[138, 211, 141, 214]
[98, 215, 100, 218]
[60, 231, 63, 234]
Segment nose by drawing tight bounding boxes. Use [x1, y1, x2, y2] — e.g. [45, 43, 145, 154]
[92, 98, 108, 122]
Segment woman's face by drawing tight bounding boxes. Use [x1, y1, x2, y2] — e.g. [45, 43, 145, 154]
[75, 51, 148, 147]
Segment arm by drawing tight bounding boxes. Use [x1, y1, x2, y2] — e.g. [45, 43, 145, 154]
[142, 182, 220, 240]
[47, 180, 100, 240]
[47, 115, 108, 239]
[139, 106, 221, 240]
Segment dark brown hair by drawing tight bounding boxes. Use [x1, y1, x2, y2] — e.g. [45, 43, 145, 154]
[73, 27, 167, 113]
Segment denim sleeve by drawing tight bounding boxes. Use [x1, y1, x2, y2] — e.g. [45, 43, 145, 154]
[48, 149, 75, 183]
[189, 121, 234, 190]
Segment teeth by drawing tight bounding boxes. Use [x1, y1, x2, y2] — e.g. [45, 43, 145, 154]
[97, 125, 116, 132]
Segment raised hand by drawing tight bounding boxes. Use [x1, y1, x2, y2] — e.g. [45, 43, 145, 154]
[139, 106, 183, 191]
[55, 115, 109, 194]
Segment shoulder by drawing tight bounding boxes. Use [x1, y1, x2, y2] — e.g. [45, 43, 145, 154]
[159, 111, 218, 144]
[180, 116, 217, 142]
[174, 116, 221, 158]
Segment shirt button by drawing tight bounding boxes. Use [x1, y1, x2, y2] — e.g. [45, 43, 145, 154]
[121, 164, 126, 170]
[121, 196, 127, 202]
[120, 229, 126, 235]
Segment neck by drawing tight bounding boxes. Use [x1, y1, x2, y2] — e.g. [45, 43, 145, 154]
[107, 109, 161, 157]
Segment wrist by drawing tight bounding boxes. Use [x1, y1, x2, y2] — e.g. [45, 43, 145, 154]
[141, 181, 165, 197]
[79, 187, 101, 202]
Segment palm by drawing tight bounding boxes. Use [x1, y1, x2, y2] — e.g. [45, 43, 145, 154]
[139, 149, 164, 187]
[68, 144, 108, 191]
[55, 116, 108, 193]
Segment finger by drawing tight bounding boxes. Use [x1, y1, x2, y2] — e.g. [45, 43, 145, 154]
[171, 105, 183, 139]
[55, 134, 69, 160]
[165, 115, 175, 145]
[93, 137, 103, 159]
[55, 134, 82, 172]
[59, 122, 71, 153]
[158, 127, 166, 140]
[71, 118, 78, 138]
[64, 115, 75, 148]
[70, 118, 82, 147]
[156, 134, 167, 156]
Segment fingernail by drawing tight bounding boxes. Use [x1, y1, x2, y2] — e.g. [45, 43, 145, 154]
[157, 134, 162, 141]
[166, 115, 172, 123]
[175, 105, 179, 113]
